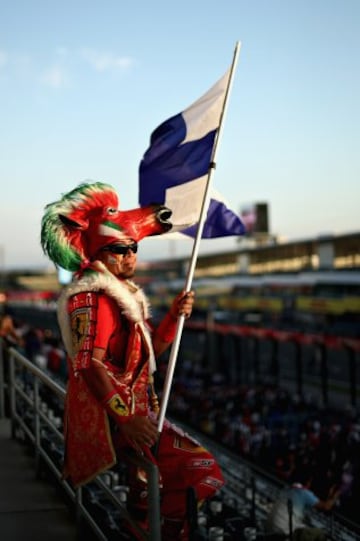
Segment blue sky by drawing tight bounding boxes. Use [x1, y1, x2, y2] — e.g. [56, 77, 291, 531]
[1, 0, 359, 270]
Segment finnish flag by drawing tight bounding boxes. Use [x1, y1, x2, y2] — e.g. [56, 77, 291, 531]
[139, 69, 246, 238]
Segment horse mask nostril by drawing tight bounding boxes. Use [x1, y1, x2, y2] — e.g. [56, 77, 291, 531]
[158, 206, 172, 220]
[156, 206, 172, 231]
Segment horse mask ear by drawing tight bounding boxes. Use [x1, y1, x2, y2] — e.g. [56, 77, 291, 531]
[58, 214, 89, 230]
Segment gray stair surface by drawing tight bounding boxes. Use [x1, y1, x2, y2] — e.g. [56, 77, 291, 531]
[0, 418, 78, 541]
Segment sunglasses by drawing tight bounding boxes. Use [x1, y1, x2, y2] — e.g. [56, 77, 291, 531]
[102, 243, 138, 255]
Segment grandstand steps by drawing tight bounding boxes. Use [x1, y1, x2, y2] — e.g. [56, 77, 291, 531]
[0, 418, 78, 541]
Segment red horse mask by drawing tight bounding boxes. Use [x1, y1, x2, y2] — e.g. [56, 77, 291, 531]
[41, 181, 172, 272]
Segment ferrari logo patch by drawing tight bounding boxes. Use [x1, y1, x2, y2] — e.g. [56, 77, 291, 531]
[107, 393, 129, 416]
[71, 308, 91, 351]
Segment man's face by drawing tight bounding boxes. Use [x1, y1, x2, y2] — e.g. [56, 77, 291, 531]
[97, 241, 138, 279]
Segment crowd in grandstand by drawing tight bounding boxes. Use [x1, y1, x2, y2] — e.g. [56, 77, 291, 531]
[162, 360, 360, 526]
[2, 312, 359, 529]
[0, 312, 67, 382]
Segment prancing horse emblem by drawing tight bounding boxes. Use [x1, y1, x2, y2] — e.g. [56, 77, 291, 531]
[113, 397, 126, 412]
[70, 309, 89, 350]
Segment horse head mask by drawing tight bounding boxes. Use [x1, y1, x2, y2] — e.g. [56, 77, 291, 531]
[41, 182, 172, 272]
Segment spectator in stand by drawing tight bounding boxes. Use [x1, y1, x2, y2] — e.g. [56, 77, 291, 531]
[265, 467, 340, 540]
[23, 327, 43, 365]
[0, 310, 25, 413]
[46, 337, 67, 380]
[0, 311, 24, 348]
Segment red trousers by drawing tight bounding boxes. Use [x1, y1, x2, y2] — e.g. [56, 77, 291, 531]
[113, 419, 224, 521]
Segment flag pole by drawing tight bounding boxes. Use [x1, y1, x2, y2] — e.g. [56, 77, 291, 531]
[157, 41, 241, 435]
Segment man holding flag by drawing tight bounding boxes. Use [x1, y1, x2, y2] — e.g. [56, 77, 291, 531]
[41, 44, 243, 540]
[41, 181, 225, 541]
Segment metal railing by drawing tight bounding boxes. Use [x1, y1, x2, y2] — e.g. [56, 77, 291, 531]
[172, 416, 360, 541]
[1, 342, 161, 541]
[1, 340, 360, 541]
[0, 338, 7, 418]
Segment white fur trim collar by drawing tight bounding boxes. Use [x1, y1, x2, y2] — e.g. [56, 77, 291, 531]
[57, 262, 156, 372]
